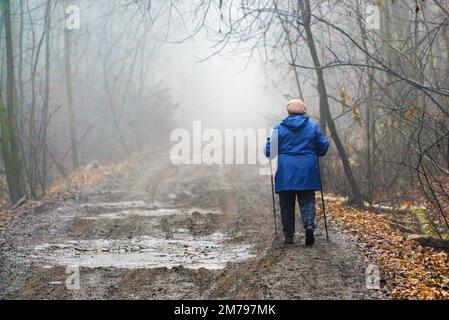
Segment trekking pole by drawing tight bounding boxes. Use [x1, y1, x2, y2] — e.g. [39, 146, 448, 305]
[269, 158, 278, 237]
[317, 157, 329, 241]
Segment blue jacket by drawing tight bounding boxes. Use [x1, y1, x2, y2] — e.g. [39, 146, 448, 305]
[265, 114, 330, 192]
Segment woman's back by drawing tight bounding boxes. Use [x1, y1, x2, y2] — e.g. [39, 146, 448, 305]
[266, 114, 329, 192]
[277, 115, 328, 157]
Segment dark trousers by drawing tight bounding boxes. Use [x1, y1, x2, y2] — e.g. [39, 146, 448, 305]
[279, 190, 316, 238]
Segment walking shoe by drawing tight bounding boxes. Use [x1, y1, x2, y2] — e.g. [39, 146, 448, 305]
[284, 237, 294, 245]
[305, 227, 315, 246]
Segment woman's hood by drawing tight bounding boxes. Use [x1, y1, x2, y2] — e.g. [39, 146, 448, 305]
[281, 115, 309, 131]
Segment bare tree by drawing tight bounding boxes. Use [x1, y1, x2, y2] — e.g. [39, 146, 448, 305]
[0, 0, 26, 204]
[63, 0, 79, 170]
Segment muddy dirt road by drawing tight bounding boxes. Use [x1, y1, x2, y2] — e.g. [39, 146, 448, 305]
[0, 150, 381, 299]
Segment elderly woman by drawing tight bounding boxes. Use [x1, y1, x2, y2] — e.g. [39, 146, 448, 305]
[265, 99, 330, 246]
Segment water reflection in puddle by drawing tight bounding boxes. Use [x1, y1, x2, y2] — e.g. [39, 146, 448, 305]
[82, 208, 220, 220]
[31, 233, 255, 270]
[82, 201, 148, 209]
[81, 202, 220, 220]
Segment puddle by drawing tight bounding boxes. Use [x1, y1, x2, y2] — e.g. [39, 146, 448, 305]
[81, 206, 220, 220]
[81, 201, 151, 210]
[30, 233, 255, 270]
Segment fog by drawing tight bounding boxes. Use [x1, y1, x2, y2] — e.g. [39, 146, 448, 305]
[160, 38, 280, 130]
[62, 0, 289, 160]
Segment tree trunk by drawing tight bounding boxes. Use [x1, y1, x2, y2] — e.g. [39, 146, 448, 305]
[41, 0, 52, 190]
[316, 3, 328, 135]
[63, 0, 79, 170]
[299, 0, 364, 207]
[380, 0, 394, 88]
[29, 1, 49, 197]
[407, 234, 449, 250]
[1, 0, 26, 204]
[357, 1, 375, 204]
[17, 0, 24, 131]
[445, 34, 449, 170]
[413, 208, 440, 238]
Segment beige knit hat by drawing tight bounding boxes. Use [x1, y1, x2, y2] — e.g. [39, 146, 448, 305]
[286, 99, 308, 115]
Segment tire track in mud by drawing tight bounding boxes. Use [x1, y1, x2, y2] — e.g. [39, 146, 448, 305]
[200, 164, 284, 298]
[143, 161, 177, 203]
[0, 151, 382, 299]
[201, 164, 382, 299]
[0, 153, 259, 299]
[200, 166, 275, 298]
